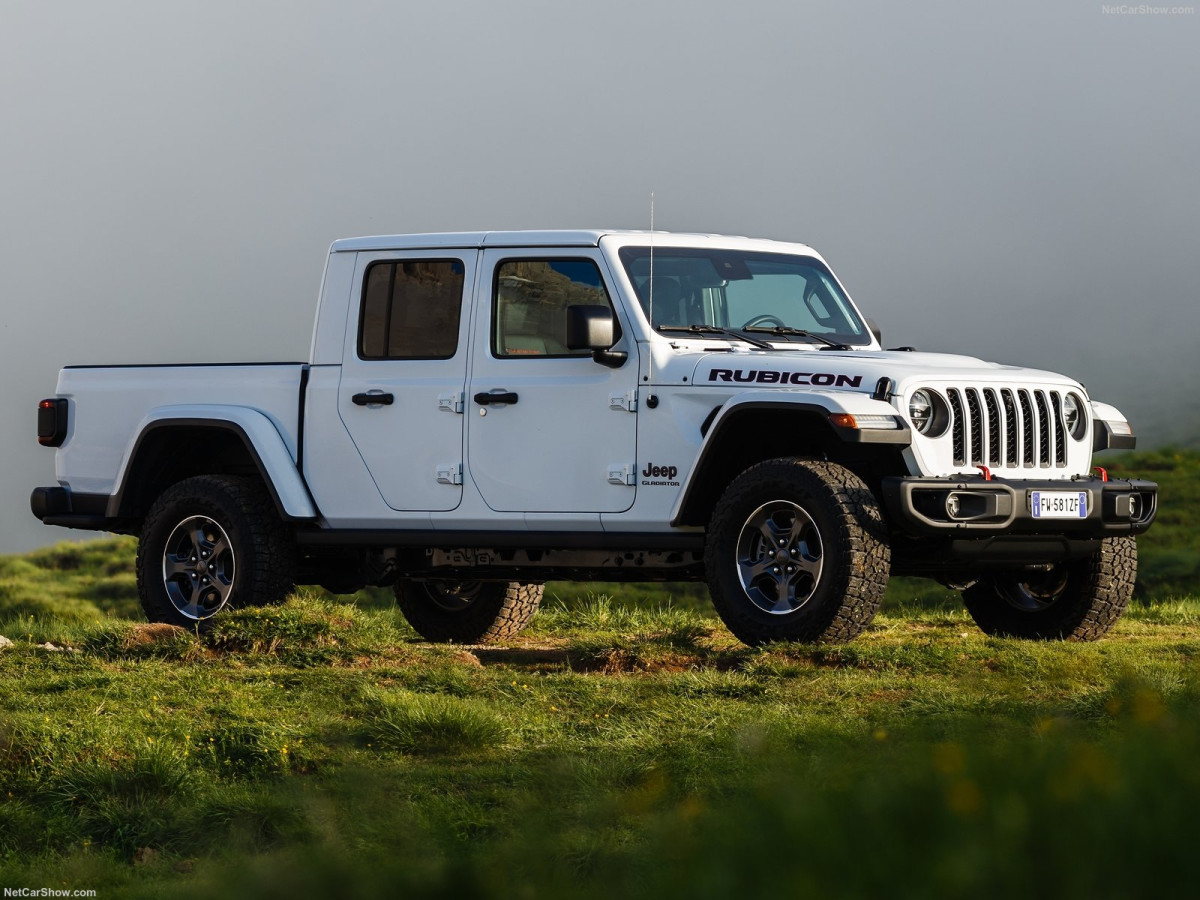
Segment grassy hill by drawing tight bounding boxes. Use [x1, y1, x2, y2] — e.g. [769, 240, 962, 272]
[1, 449, 1197, 896]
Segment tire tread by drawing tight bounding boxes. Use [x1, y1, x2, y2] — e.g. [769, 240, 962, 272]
[705, 458, 890, 645]
[136, 475, 295, 625]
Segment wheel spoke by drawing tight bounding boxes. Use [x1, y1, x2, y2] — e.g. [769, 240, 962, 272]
[185, 577, 205, 610]
[770, 571, 797, 613]
[793, 549, 821, 577]
[758, 519, 781, 548]
[210, 573, 234, 602]
[190, 526, 208, 559]
[207, 534, 229, 562]
[741, 556, 776, 581]
[784, 514, 805, 548]
[164, 556, 193, 578]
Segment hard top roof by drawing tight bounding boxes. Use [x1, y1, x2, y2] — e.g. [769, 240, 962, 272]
[329, 230, 815, 254]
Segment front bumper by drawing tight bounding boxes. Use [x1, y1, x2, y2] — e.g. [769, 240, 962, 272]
[881, 474, 1157, 539]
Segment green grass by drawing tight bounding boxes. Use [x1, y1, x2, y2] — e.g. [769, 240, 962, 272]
[3, 590, 1200, 896]
[0, 449, 1196, 897]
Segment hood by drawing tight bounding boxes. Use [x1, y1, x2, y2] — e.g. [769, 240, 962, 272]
[672, 347, 1082, 392]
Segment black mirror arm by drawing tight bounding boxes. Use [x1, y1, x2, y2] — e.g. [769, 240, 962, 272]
[592, 349, 627, 368]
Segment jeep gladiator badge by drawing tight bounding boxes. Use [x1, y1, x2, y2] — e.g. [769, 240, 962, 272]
[641, 462, 679, 486]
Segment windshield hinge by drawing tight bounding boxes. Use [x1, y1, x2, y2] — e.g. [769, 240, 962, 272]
[609, 388, 638, 412]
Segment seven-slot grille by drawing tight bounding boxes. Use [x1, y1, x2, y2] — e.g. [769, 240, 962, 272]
[942, 387, 1070, 469]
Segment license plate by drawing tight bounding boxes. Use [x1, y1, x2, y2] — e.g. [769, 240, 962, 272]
[1031, 491, 1088, 519]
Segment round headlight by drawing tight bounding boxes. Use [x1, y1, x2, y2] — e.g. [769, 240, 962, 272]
[1062, 393, 1086, 440]
[908, 388, 949, 437]
[909, 390, 933, 433]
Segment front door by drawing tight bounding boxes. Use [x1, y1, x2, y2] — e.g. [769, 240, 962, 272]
[338, 250, 476, 511]
[467, 248, 638, 513]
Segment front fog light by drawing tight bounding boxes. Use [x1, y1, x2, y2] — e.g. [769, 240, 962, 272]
[945, 493, 961, 519]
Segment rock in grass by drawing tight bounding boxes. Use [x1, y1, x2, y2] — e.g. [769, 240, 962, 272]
[0, 635, 13, 651]
[35, 641, 79, 653]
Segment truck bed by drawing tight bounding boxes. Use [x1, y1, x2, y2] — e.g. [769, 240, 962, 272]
[54, 363, 307, 497]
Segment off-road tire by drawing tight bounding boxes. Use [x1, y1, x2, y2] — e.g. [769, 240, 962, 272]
[395, 580, 543, 644]
[961, 536, 1137, 641]
[705, 458, 890, 646]
[136, 475, 296, 628]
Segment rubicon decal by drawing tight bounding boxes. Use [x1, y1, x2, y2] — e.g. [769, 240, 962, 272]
[641, 462, 680, 486]
[707, 369, 863, 387]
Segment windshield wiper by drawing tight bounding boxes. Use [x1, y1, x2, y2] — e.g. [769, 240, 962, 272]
[656, 324, 774, 350]
[742, 325, 854, 350]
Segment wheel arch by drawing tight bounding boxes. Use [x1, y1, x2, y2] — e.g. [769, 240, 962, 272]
[109, 407, 317, 523]
[671, 398, 910, 527]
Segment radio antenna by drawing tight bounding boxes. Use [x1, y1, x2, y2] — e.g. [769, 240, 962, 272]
[648, 192, 655, 324]
[647, 192, 655, 384]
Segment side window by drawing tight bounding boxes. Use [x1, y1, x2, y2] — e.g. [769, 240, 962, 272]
[493, 258, 614, 357]
[359, 259, 465, 360]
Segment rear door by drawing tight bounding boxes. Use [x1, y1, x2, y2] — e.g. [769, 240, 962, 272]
[466, 248, 638, 513]
[337, 250, 476, 511]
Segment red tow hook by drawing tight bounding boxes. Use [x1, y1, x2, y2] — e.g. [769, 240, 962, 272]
[976, 465, 992, 481]
[1092, 466, 1109, 482]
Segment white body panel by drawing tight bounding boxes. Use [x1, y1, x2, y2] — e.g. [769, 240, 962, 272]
[54, 364, 306, 502]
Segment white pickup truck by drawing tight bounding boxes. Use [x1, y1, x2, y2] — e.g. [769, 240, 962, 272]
[31, 230, 1157, 646]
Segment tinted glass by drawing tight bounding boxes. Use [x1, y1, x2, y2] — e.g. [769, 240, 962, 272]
[359, 259, 465, 359]
[618, 247, 869, 345]
[493, 259, 612, 357]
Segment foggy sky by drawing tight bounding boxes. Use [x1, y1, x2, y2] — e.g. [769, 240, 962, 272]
[2, 0, 1197, 552]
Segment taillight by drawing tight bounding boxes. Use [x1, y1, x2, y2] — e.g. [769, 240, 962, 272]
[38, 398, 68, 447]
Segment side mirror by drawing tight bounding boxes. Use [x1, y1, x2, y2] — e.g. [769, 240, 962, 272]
[865, 317, 882, 345]
[566, 305, 614, 349]
[566, 305, 627, 368]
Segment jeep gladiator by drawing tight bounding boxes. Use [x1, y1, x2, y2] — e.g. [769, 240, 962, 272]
[31, 231, 1158, 645]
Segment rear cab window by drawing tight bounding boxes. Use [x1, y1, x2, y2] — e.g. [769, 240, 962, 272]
[359, 259, 466, 360]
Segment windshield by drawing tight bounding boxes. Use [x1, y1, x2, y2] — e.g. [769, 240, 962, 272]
[618, 247, 870, 346]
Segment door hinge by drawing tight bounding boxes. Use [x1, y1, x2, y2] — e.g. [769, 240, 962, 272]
[436, 463, 463, 486]
[437, 392, 465, 414]
[609, 388, 638, 412]
[607, 463, 636, 486]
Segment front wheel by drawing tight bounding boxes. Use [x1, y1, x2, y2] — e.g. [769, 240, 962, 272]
[705, 459, 890, 646]
[136, 475, 295, 627]
[961, 537, 1137, 641]
[395, 580, 543, 644]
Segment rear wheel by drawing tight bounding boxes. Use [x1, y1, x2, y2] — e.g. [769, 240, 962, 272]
[705, 459, 890, 646]
[395, 580, 542, 644]
[136, 475, 295, 627]
[961, 537, 1137, 641]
